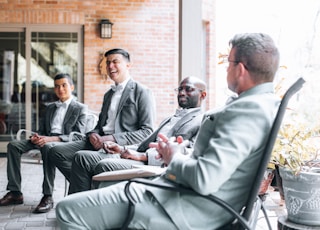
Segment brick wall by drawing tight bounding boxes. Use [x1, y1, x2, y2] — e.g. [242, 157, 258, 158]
[0, 0, 215, 126]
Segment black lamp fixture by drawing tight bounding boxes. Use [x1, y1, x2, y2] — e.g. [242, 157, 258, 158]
[100, 19, 113, 39]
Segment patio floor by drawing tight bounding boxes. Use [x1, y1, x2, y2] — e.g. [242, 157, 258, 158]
[0, 155, 287, 230]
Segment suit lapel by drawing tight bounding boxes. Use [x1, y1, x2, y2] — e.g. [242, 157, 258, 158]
[166, 108, 201, 136]
[100, 90, 114, 127]
[117, 79, 132, 114]
[63, 100, 75, 126]
[48, 104, 57, 132]
[137, 117, 171, 152]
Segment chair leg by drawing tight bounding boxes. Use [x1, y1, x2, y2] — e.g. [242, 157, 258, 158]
[261, 202, 272, 230]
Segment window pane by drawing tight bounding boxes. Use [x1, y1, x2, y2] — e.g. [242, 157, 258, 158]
[30, 32, 79, 130]
[0, 32, 27, 140]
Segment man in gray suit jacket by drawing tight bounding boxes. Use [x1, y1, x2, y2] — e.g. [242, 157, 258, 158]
[56, 33, 280, 229]
[48, 48, 155, 193]
[0, 73, 87, 214]
[68, 76, 207, 194]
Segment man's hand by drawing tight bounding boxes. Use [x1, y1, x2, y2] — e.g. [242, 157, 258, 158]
[103, 141, 121, 154]
[149, 133, 186, 165]
[30, 133, 59, 147]
[120, 149, 148, 162]
[89, 133, 104, 150]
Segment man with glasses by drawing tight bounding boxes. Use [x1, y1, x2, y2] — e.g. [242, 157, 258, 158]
[67, 76, 207, 194]
[56, 33, 281, 229]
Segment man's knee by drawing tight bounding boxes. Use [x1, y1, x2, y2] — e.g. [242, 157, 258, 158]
[94, 160, 115, 174]
[48, 145, 64, 162]
[73, 151, 90, 165]
[7, 141, 20, 151]
[41, 143, 56, 155]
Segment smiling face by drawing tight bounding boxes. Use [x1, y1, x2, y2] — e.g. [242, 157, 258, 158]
[177, 77, 206, 109]
[106, 53, 131, 84]
[54, 77, 74, 102]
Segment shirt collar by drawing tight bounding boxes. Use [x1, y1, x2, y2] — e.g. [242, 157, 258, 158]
[111, 77, 130, 92]
[174, 107, 198, 117]
[56, 96, 73, 108]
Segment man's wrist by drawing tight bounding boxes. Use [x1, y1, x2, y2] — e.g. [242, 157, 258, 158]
[120, 146, 127, 154]
[139, 153, 148, 162]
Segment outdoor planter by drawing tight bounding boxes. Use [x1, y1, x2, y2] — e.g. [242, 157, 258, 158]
[279, 166, 320, 226]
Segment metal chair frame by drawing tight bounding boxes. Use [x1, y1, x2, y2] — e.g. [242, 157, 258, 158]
[121, 77, 306, 230]
[15, 111, 98, 196]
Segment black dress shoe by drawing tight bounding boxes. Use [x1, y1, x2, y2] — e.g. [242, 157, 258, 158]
[0, 192, 24, 206]
[33, 195, 54, 213]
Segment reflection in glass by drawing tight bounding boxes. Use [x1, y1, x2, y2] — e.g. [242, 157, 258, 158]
[0, 31, 79, 141]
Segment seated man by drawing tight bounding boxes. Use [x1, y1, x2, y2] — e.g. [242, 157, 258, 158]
[48, 48, 155, 192]
[0, 73, 87, 214]
[68, 76, 207, 193]
[55, 33, 280, 229]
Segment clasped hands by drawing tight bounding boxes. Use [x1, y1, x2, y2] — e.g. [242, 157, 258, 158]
[30, 133, 58, 147]
[149, 133, 187, 166]
[89, 133, 115, 150]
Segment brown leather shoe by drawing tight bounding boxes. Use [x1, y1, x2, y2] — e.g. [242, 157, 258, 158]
[33, 195, 54, 213]
[0, 192, 23, 206]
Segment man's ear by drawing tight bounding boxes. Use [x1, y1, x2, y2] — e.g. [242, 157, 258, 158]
[200, 91, 207, 100]
[126, 61, 132, 69]
[238, 62, 247, 77]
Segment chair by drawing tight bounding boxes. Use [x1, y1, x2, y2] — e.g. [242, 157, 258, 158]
[121, 77, 306, 230]
[68, 112, 99, 141]
[15, 111, 99, 195]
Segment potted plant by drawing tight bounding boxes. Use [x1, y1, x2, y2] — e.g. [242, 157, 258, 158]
[270, 111, 320, 226]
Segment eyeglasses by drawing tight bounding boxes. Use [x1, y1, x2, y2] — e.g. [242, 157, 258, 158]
[227, 59, 248, 70]
[228, 59, 239, 64]
[174, 86, 202, 93]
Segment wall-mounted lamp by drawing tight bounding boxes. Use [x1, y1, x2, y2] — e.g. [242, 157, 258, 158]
[100, 19, 113, 39]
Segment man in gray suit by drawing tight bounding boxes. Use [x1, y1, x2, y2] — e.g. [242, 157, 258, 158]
[68, 76, 207, 194]
[56, 33, 280, 229]
[48, 48, 155, 193]
[0, 73, 87, 214]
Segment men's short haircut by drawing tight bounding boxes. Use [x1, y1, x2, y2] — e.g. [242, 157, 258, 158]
[104, 48, 130, 62]
[54, 73, 74, 85]
[229, 33, 280, 82]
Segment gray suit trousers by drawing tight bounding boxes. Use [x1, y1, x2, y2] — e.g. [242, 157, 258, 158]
[69, 152, 145, 194]
[49, 140, 89, 182]
[56, 181, 178, 230]
[7, 140, 61, 195]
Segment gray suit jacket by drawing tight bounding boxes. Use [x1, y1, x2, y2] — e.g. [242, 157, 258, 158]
[90, 79, 155, 146]
[148, 83, 280, 229]
[137, 108, 203, 152]
[38, 99, 87, 142]
[93, 108, 204, 182]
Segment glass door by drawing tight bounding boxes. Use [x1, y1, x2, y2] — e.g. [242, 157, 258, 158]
[0, 25, 83, 152]
[0, 29, 26, 142]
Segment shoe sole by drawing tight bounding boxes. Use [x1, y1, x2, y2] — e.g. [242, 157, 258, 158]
[33, 204, 54, 214]
[0, 200, 23, 206]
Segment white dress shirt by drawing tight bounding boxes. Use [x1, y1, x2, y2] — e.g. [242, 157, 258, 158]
[51, 96, 73, 134]
[102, 78, 130, 134]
